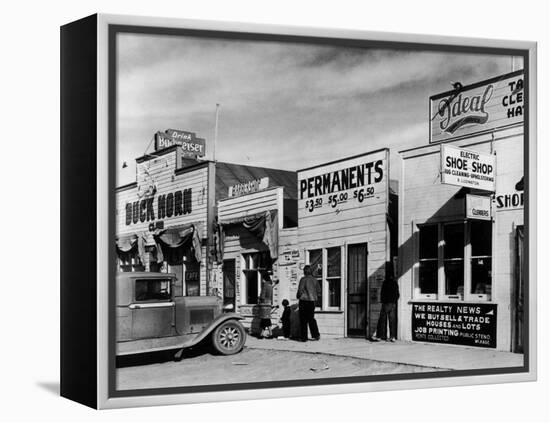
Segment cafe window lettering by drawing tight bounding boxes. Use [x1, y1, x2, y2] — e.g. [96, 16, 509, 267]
[416, 221, 492, 301]
[242, 252, 271, 305]
[167, 258, 201, 297]
[307, 247, 342, 310]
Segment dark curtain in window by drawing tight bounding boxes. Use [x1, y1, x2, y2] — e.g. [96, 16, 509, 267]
[154, 225, 202, 265]
[116, 234, 139, 263]
[116, 225, 202, 267]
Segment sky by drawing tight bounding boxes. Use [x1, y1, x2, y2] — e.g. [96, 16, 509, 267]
[116, 32, 522, 186]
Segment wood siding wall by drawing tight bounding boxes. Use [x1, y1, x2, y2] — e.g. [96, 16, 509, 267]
[115, 151, 210, 295]
[218, 187, 283, 227]
[217, 187, 286, 329]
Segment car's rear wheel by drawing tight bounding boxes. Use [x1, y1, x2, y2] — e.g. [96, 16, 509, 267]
[211, 320, 246, 355]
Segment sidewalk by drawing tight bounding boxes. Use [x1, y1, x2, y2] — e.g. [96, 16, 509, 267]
[245, 336, 524, 370]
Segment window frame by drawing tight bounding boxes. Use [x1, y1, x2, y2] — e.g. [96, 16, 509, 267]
[417, 224, 439, 300]
[307, 246, 344, 311]
[134, 278, 173, 303]
[118, 252, 144, 273]
[241, 251, 270, 305]
[415, 220, 493, 302]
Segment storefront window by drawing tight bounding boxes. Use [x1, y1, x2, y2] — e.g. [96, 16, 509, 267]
[185, 260, 200, 296]
[135, 279, 171, 302]
[444, 223, 464, 298]
[327, 247, 341, 308]
[416, 221, 492, 301]
[418, 225, 438, 296]
[167, 255, 200, 297]
[118, 253, 144, 273]
[471, 221, 492, 298]
[309, 249, 323, 308]
[242, 252, 270, 305]
[308, 247, 342, 310]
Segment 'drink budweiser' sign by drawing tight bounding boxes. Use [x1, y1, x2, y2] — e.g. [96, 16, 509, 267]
[155, 129, 206, 156]
[430, 70, 524, 143]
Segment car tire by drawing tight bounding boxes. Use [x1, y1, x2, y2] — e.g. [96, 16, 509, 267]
[211, 320, 246, 355]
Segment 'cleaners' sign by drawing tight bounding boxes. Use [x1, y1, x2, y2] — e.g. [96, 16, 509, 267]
[466, 194, 491, 221]
[430, 70, 524, 143]
[441, 145, 496, 192]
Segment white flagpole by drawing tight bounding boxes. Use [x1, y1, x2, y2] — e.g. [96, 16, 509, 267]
[214, 103, 220, 162]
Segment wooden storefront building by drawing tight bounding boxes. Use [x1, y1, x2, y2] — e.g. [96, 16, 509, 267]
[296, 149, 396, 338]
[115, 141, 297, 317]
[397, 70, 525, 352]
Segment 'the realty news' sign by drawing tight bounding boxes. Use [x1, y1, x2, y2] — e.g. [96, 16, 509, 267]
[430, 70, 524, 143]
[155, 129, 206, 157]
[412, 302, 497, 348]
[441, 144, 496, 192]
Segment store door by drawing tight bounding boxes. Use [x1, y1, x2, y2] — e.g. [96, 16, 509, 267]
[513, 226, 524, 353]
[347, 243, 368, 337]
[223, 259, 236, 311]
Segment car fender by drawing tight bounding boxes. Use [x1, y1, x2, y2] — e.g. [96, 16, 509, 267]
[177, 313, 245, 350]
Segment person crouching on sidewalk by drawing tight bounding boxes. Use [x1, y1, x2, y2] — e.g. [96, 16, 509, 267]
[296, 265, 320, 342]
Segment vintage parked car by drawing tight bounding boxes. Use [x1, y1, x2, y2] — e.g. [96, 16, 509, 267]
[116, 272, 246, 358]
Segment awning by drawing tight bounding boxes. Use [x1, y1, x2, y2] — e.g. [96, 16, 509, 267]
[115, 224, 202, 266]
[515, 176, 524, 191]
[154, 224, 202, 265]
[115, 234, 139, 263]
[218, 210, 278, 260]
[116, 234, 138, 253]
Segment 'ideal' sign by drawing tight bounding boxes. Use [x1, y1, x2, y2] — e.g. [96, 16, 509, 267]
[430, 70, 524, 143]
[441, 145, 496, 192]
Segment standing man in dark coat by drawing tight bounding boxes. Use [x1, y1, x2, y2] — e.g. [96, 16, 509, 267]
[296, 265, 320, 342]
[372, 262, 400, 342]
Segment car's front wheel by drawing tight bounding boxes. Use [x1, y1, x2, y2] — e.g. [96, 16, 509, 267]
[211, 320, 246, 355]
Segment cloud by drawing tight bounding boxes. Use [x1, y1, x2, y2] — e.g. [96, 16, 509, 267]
[115, 32, 521, 185]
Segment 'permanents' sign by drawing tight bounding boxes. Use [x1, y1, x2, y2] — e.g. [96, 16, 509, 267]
[412, 302, 497, 348]
[298, 149, 387, 214]
[441, 144, 496, 191]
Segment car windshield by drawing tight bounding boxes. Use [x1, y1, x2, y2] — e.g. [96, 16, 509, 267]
[135, 279, 172, 301]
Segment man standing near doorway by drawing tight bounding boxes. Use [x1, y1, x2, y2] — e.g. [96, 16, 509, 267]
[371, 262, 400, 342]
[297, 265, 320, 342]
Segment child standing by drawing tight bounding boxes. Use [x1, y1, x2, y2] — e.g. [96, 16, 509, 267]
[281, 299, 291, 339]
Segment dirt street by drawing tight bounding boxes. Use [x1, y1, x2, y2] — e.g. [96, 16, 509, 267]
[116, 346, 441, 390]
